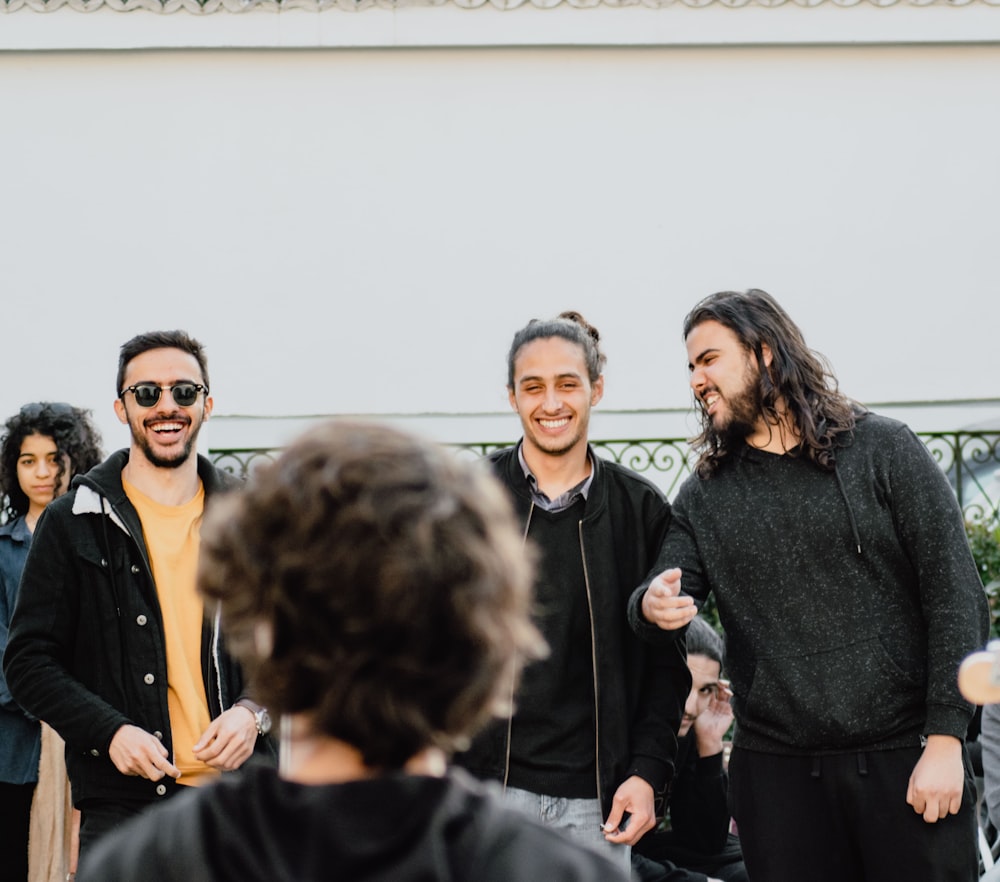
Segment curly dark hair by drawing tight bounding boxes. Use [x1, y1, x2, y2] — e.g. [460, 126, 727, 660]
[684, 289, 862, 477]
[198, 420, 546, 770]
[506, 310, 606, 387]
[1, 402, 104, 521]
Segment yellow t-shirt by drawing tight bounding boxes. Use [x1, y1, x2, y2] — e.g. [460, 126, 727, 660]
[124, 478, 218, 787]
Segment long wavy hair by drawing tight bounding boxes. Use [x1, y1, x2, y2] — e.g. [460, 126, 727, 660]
[684, 289, 862, 477]
[0, 403, 103, 521]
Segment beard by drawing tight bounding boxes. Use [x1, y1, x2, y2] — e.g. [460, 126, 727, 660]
[134, 433, 196, 469]
[129, 411, 203, 470]
[705, 369, 764, 451]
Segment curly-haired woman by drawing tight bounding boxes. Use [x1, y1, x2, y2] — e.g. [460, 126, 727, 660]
[0, 402, 102, 882]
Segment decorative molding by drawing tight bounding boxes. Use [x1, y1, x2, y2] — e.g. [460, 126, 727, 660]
[4, 0, 1000, 13]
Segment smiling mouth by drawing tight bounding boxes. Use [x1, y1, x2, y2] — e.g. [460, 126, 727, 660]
[538, 418, 570, 429]
[702, 392, 720, 414]
[148, 420, 188, 435]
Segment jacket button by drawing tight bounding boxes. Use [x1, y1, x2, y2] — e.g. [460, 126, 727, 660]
[90, 749, 99, 757]
[154, 731, 163, 740]
[136, 614, 147, 626]
[143, 673, 155, 685]
[131, 565, 140, 574]
[101, 558, 108, 567]
[155, 784, 167, 796]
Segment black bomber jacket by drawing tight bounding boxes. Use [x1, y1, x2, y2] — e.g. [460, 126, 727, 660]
[455, 444, 691, 819]
[4, 450, 249, 805]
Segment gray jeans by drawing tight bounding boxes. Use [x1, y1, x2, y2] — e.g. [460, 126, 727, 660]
[502, 785, 631, 876]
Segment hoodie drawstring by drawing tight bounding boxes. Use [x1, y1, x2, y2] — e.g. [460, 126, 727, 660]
[834, 466, 862, 556]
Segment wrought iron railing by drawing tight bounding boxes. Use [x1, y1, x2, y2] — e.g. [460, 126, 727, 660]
[210, 431, 1000, 526]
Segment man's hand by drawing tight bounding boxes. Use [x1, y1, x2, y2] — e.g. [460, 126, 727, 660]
[192, 706, 258, 771]
[601, 775, 655, 846]
[641, 568, 698, 631]
[109, 724, 181, 781]
[694, 679, 734, 758]
[906, 734, 965, 823]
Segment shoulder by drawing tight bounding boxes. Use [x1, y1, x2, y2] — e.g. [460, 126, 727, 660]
[198, 455, 243, 495]
[486, 445, 518, 477]
[849, 411, 909, 443]
[0, 517, 22, 541]
[841, 412, 931, 468]
[596, 456, 667, 504]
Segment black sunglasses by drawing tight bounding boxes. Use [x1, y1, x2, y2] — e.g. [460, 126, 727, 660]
[120, 383, 208, 408]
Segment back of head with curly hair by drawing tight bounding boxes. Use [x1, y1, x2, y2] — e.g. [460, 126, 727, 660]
[0, 403, 104, 521]
[198, 420, 547, 770]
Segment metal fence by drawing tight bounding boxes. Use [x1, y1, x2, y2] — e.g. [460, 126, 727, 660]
[210, 430, 1000, 526]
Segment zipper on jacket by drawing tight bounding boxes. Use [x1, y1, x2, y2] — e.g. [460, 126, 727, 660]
[503, 501, 536, 792]
[578, 519, 603, 813]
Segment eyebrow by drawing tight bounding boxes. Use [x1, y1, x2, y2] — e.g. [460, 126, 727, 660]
[688, 347, 720, 371]
[517, 372, 584, 386]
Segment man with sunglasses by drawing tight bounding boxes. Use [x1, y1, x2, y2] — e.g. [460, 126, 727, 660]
[5, 330, 270, 862]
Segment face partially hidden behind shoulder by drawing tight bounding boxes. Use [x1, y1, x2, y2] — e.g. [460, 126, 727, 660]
[198, 420, 548, 771]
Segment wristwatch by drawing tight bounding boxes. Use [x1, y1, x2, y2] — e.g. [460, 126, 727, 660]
[235, 698, 272, 737]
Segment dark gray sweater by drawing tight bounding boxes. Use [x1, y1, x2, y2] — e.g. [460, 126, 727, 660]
[631, 413, 990, 754]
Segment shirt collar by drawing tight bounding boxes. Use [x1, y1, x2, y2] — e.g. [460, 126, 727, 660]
[517, 442, 594, 513]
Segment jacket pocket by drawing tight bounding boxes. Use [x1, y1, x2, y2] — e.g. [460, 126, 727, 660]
[739, 636, 924, 749]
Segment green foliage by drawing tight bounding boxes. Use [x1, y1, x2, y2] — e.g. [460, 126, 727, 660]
[966, 520, 1000, 638]
[700, 592, 722, 634]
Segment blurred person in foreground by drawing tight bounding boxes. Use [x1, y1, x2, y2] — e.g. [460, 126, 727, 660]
[78, 420, 627, 882]
[630, 289, 989, 882]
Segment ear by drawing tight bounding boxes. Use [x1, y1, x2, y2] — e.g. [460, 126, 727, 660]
[591, 375, 605, 407]
[507, 386, 518, 412]
[113, 398, 128, 425]
[760, 343, 774, 370]
[203, 395, 214, 420]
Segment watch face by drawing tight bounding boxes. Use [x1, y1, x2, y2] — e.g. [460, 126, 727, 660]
[258, 709, 272, 736]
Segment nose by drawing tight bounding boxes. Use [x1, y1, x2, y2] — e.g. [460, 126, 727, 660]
[684, 687, 699, 719]
[542, 387, 561, 413]
[36, 458, 52, 476]
[690, 366, 706, 393]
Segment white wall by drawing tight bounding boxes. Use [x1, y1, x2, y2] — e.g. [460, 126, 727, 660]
[1, 40, 997, 451]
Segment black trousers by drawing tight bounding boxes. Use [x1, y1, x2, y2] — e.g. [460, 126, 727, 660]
[78, 789, 180, 864]
[728, 746, 978, 882]
[0, 781, 35, 882]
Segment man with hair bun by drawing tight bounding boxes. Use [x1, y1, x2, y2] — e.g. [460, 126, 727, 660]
[77, 420, 625, 881]
[456, 311, 690, 874]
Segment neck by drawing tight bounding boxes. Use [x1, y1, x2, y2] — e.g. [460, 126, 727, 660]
[521, 440, 591, 499]
[278, 714, 447, 785]
[122, 450, 202, 506]
[25, 504, 45, 532]
[747, 402, 800, 454]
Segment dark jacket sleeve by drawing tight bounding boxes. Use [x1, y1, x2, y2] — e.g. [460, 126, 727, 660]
[624, 488, 691, 794]
[4, 504, 131, 754]
[883, 424, 990, 738]
[629, 478, 709, 646]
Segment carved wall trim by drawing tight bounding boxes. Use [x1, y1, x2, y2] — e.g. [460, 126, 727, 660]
[4, 0, 999, 13]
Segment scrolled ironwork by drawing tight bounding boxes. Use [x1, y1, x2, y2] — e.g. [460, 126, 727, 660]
[210, 429, 1000, 525]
